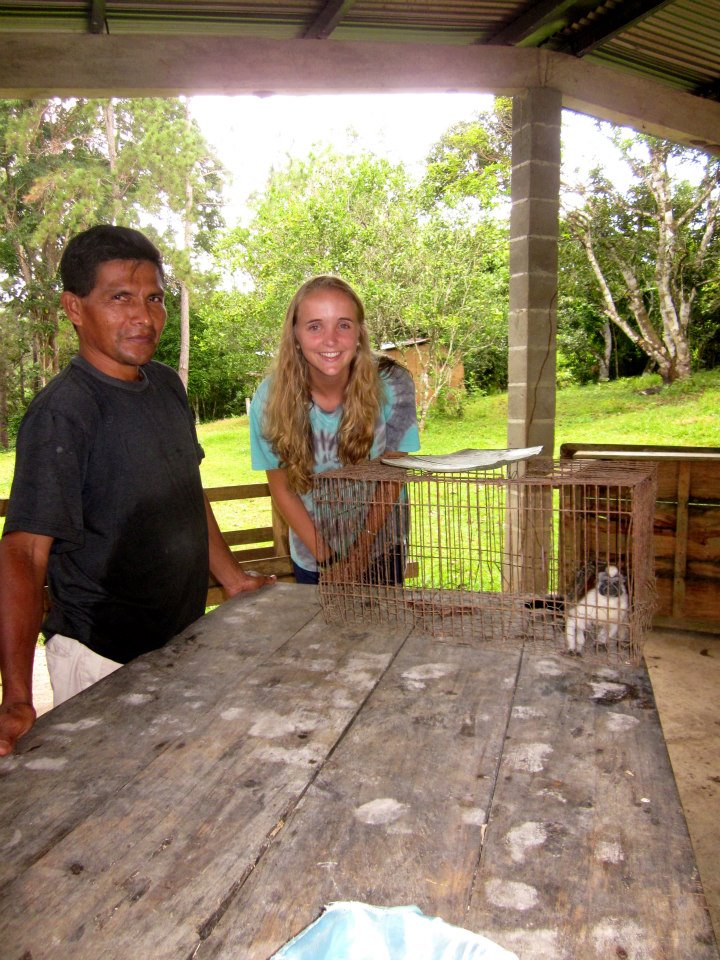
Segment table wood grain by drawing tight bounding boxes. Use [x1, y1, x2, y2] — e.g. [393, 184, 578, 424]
[0, 583, 716, 960]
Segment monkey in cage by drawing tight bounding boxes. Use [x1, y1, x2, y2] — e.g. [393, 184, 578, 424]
[565, 564, 630, 655]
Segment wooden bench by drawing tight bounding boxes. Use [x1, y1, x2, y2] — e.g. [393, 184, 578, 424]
[0, 483, 295, 609]
[560, 443, 720, 632]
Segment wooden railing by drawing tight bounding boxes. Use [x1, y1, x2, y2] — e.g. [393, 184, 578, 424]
[6, 451, 720, 628]
[0, 483, 295, 610]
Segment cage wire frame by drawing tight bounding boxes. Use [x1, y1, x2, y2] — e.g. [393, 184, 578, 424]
[314, 457, 658, 664]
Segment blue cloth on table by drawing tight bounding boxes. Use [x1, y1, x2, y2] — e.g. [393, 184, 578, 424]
[270, 902, 519, 960]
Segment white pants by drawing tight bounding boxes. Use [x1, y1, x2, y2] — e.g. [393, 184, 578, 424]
[45, 634, 121, 707]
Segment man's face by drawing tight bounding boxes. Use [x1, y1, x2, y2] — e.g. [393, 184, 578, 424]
[61, 259, 166, 382]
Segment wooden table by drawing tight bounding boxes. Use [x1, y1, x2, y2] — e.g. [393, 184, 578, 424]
[1, 584, 717, 960]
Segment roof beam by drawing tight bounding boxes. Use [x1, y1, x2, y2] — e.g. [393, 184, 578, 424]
[88, 1, 106, 35]
[304, 0, 357, 40]
[486, 0, 673, 52]
[485, 0, 577, 46]
[547, 0, 675, 56]
[0, 33, 718, 153]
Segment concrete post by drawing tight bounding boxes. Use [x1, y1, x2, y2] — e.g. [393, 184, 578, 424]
[505, 89, 562, 595]
[507, 87, 562, 456]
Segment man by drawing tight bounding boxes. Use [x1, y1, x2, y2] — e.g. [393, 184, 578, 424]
[0, 225, 274, 756]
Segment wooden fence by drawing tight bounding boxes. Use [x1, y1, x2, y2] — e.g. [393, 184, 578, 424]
[560, 443, 720, 633]
[5, 448, 720, 630]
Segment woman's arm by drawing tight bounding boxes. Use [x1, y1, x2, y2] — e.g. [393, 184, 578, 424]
[337, 463, 406, 577]
[266, 468, 331, 563]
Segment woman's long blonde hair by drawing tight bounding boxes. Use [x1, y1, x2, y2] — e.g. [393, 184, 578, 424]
[262, 275, 385, 494]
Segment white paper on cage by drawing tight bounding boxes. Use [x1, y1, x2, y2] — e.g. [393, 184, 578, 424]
[380, 446, 543, 472]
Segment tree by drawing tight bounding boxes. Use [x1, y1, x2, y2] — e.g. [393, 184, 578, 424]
[215, 145, 509, 426]
[564, 132, 720, 384]
[0, 100, 102, 395]
[398, 211, 508, 423]
[215, 147, 424, 390]
[421, 98, 512, 211]
[0, 96, 226, 445]
[217, 148, 421, 333]
[114, 98, 227, 388]
[154, 287, 274, 421]
[557, 220, 646, 384]
[415, 98, 512, 404]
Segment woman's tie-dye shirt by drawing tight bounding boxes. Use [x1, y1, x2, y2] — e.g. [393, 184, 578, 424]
[249, 363, 420, 572]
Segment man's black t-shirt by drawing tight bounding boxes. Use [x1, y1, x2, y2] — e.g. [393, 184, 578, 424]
[4, 356, 209, 663]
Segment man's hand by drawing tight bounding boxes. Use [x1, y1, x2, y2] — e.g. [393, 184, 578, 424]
[205, 493, 277, 600]
[223, 568, 276, 599]
[0, 701, 36, 757]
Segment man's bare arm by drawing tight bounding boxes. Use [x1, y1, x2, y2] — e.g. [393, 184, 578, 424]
[0, 531, 53, 756]
[204, 494, 276, 599]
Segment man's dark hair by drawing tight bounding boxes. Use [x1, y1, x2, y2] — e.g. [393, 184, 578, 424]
[60, 225, 165, 297]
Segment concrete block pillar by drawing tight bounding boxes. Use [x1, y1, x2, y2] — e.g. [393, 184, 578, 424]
[505, 88, 561, 595]
[507, 87, 562, 456]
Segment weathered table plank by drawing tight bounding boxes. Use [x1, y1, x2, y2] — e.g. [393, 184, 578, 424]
[465, 651, 718, 959]
[194, 633, 523, 958]
[0, 586, 413, 959]
[0, 585, 716, 960]
[0, 584, 319, 889]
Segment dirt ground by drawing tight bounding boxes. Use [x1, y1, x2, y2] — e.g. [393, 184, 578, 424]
[28, 630, 720, 945]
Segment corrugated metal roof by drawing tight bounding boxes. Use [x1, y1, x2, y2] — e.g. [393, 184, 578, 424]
[586, 0, 720, 97]
[0, 0, 718, 101]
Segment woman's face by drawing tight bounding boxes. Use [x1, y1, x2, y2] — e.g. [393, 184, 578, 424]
[294, 287, 360, 389]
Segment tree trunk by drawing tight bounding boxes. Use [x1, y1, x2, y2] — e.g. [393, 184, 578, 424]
[598, 318, 612, 381]
[103, 99, 123, 221]
[0, 362, 8, 449]
[177, 108, 194, 393]
[566, 138, 720, 385]
[50, 306, 60, 376]
[178, 279, 190, 389]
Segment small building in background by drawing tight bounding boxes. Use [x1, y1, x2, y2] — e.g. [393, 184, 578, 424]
[378, 338, 465, 392]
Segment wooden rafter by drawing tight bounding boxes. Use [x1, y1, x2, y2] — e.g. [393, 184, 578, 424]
[303, 0, 357, 40]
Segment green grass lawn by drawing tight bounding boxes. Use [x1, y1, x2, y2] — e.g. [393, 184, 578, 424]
[2, 369, 719, 529]
[419, 369, 720, 454]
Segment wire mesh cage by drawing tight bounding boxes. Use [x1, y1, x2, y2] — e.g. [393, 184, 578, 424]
[314, 457, 657, 664]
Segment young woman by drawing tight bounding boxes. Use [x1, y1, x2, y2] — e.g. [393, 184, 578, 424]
[249, 275, 420, 584]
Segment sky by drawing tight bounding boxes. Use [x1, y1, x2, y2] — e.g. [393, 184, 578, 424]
[188, 92, 623, 224]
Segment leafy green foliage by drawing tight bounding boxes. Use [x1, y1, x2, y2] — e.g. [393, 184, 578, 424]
[214, 121, 510, 426]
[5, 93, 716, 450]
[421, 98, 512, 210]
[0, 96, 227, 444]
